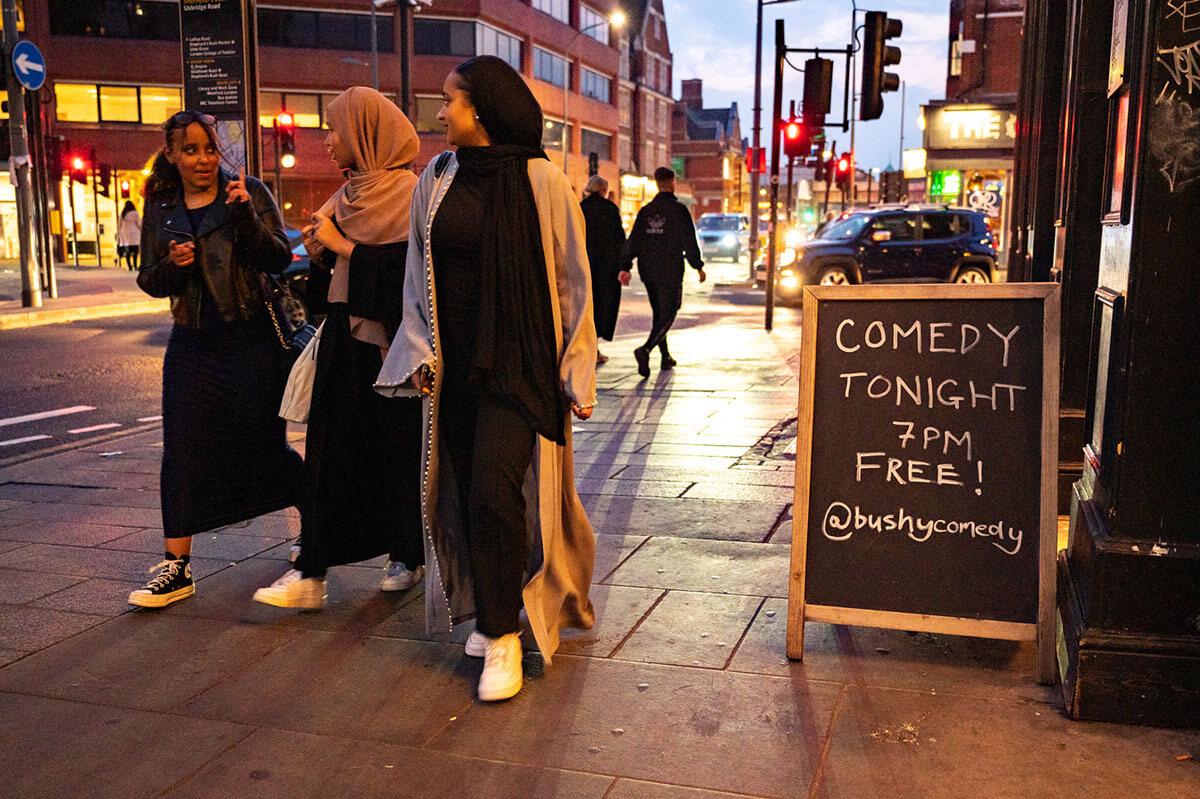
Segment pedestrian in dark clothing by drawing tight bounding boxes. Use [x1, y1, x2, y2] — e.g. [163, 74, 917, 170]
[129, 110, 303, 609]
[580, 174, 625, 364]
[376, 55, 598, 703]
[253, 87, 425, 610]
[619, 166, 706, 378]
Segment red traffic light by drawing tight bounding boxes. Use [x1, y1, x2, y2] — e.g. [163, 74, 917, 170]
[783, 115, 811, 159]
[71, 156, 86, 171]
[275, 112, 294, 128]
[837, 155, 851, 174]
[784, 121, 802, 140]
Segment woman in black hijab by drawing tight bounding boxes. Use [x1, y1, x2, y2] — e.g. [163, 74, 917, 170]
[377, 56, 598, 702]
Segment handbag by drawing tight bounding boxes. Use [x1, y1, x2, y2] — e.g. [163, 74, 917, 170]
[261, 273, 317, 367]
[279, 319, 322, 423]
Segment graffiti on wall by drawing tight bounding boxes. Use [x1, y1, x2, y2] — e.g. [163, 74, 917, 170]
[1154, 5, 1200, 193]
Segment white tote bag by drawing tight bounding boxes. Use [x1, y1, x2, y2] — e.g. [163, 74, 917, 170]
[279, 320, 323, 423]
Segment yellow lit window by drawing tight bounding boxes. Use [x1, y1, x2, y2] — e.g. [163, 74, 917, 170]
[288, 94, 320, 128]
[0, 90, 7, 120]
[259, 91, 284, 128]
[55, 83, 100, 123]
[99, 86, 139, 122]
[139, 87, 182, 126]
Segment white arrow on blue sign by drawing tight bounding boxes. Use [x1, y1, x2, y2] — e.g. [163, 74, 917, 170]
[12, 40, 47, 92]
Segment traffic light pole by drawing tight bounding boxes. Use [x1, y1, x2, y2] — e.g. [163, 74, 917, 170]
[785, 100, 795, 224]
[90, 153, 102, 265]
[765, 19, 785, 333]
[3, 0, 42, 307]
[272, 120, 282, 207]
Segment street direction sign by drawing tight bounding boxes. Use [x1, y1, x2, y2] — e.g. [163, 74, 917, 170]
[11, 39, 44, 91]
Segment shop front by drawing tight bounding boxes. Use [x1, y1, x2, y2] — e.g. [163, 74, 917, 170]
[921, 102, 1017, 267]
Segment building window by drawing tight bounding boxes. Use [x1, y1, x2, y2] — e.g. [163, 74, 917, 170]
[49, 0, 179, 41]
[619, 41, 630, 80]
[55, 82, 182, 125]
[99, 86, 139, 123]
[619, 88, 631, 127]
[477, 23, 522, 69]
[950, 40, 963, 78]
[258, 92, 326, 129]
[618, 135, 631, 169]
[659, 61, 670, 95]
[580, 5, 609, 43]
[581, 129, 613, 161]
[415, 18, 476, 57]
[414, 95, 443, 133]
[542, 118, 573, 151]
[658, 143, 667, 168]
[581, 68, 611, 103]
[534, 47, 569, 88]
[533, 0, 570, 25]
[259, 8, 394, 53]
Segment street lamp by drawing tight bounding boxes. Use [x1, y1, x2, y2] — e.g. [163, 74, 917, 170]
[562, 10, 626, 168]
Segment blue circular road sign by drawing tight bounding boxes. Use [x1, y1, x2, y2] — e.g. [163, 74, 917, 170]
[12, 40, 47, 92]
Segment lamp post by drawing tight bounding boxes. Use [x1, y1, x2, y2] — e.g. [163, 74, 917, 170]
[562, 9, 626, 172]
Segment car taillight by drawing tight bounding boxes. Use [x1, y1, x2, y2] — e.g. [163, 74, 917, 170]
[292, 252, 302, 261]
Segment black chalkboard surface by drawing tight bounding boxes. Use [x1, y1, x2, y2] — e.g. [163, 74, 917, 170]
[787, 284, 1060, 682]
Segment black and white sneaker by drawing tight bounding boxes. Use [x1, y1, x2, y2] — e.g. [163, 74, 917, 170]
[128, 557, 195, 608]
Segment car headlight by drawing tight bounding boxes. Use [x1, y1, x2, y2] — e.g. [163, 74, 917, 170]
[780, 273, 800, 290]
[784, 229, 803, 248]
[722, 234, 737, 246]
[779, 247, 798, 267]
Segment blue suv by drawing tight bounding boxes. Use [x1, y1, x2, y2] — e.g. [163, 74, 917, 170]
[758, 206, 998, 303]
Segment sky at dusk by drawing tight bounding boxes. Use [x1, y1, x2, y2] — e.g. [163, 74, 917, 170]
[662, 0, 952, 170]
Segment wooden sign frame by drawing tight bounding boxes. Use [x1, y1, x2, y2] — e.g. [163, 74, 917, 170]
[786, 283, 1061, 684]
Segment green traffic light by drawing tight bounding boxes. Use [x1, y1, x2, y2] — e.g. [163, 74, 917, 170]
[803, 210, 815, 222]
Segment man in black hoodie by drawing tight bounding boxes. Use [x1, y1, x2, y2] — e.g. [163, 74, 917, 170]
[620, 167, 706, 377]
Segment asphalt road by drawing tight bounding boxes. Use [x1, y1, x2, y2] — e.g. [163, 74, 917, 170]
[0, 313, 173, 462]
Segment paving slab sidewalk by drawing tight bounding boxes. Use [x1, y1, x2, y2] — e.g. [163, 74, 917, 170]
[0, 265, 166, 330]
[0, 297, 1196, 798]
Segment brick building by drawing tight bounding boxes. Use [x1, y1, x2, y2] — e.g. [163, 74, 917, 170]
[671, 79, 745, 221]
[920, 0, 1025, 262]
[3, 0, 622, 266]
[613, 0, 674, 225]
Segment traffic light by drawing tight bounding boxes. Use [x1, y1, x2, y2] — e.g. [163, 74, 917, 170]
[69, 154, 88, 185]
[745, 146, 766, 174]
[803, 57, 833, 128]
[97, 163, 112, 197]
[120, 179, 131, 200]
[836, 153, 853, 194]
[783, 116, 810, 160]
[276, 112, 296, 169]
[861, 11, 903, 121]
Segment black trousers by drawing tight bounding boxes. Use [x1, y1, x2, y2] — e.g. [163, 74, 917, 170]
[440, 376, 536, 637]
[641, 280, 682, 355]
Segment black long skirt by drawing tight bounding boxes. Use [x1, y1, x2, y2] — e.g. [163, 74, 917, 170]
[161, 316, 304, 537]
[295, 305, 424, 574]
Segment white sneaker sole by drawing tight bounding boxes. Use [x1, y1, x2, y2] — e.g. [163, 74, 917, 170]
[252, 587, 325, 610]
[465, 633, 487, 658]
[127, 584, 195, 608]
[478, 673, 523, 702]
[380, 566, 425, 593]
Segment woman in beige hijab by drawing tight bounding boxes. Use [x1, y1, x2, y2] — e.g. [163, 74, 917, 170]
[254, 87, 425, 608]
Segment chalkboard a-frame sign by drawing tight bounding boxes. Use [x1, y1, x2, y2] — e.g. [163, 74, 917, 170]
[786, 283, 1060, 684]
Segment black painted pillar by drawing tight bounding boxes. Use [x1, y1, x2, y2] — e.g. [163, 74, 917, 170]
[1058, 0, 1200, 727]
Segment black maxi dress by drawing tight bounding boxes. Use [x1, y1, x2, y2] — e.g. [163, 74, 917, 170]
[294, 243, 424, 577]
[157, 198, 304, 537]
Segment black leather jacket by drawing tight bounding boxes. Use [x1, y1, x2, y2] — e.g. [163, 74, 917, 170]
[137, 173, 291, 328]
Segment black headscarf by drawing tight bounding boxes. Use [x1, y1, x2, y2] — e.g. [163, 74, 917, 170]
[454, 56, 564, 444]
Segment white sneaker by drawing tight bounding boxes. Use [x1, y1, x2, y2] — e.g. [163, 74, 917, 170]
[288, 541, 301, 562]
[478, 632, 523, 702]
[252, 569, 326, 609]
[380, 561, 424, 592]
[465, 628, 490, 657]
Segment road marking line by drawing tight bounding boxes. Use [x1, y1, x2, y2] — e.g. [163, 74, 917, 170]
[0, 405, 96, 429]
[0, 434, 52, 447]
[67, 423, 123, 435]
[137, 415, 163, 423]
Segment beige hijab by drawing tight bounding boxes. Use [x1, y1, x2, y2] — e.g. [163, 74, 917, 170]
[319, 86, 420, 349]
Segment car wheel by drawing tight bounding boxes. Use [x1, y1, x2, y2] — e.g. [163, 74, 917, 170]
[816, 265, 853, 286]
[954, 265, 991, 284]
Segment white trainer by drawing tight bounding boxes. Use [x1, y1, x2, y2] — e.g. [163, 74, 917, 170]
[252, 569, 326, 609]
[380, 561, 424, 592]
[477, 632, 523, 702]
[465, 628, 489, 657]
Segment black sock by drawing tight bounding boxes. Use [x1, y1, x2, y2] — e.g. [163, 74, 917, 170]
[164, 551, 190, 563]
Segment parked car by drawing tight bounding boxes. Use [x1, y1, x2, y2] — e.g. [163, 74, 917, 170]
[755, 206, 998, 304]
[697, 213, 751, 263]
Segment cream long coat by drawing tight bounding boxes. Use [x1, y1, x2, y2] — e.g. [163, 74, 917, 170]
[376, 153, 598, 663]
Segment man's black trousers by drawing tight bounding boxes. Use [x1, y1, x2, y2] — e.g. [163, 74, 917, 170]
[440, 376, 536, 638]
[642, 280, 683, 355]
